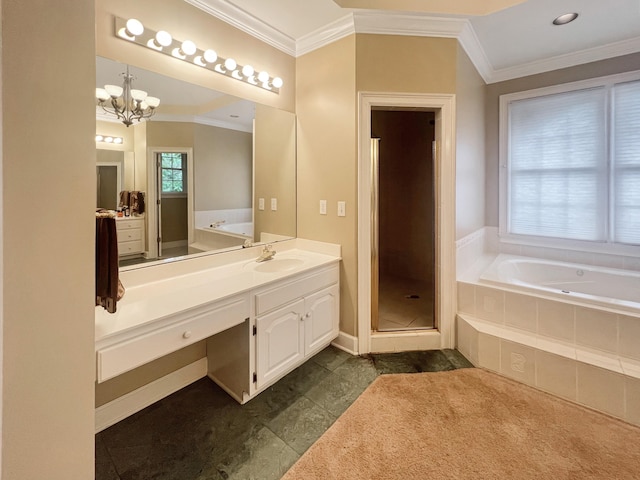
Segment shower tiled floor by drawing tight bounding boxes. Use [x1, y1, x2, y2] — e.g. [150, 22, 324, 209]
[377, 274, 435, 331]
[96, 346, 473, 480]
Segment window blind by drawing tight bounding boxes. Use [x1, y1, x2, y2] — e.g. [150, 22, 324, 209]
[508, 88, 607, 241]
[613, 81, 640, 246]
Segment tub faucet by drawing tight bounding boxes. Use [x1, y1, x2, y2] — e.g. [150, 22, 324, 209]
[256, 244, 276, 263]
[209, 220, 226, 228]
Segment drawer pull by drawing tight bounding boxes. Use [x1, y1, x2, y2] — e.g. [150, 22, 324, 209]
[182, 331, 192, 339]
[305, 312, 311, 319]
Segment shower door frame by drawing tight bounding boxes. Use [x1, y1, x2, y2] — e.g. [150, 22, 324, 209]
[357, 92, 456, 354]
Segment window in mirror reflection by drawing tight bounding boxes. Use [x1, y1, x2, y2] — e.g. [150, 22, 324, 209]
[160, 152, 187, 195]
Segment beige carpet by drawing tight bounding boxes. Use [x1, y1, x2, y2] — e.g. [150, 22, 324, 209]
[281, 369, 640, 480]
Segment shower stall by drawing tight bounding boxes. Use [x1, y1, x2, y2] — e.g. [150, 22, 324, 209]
[370, 110, 436, 332]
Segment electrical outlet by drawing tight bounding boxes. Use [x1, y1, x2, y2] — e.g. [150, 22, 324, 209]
[337, 201, 346, 217]
[258, 198, 265, 210]
[320, 200, 327, 215]
[271, 198, 277, 211]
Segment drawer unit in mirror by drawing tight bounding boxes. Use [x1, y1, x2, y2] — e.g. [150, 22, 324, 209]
[116, 216, 145, 256]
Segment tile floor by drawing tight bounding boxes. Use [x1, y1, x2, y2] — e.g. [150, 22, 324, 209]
[96, 347, 473, 480]
[377, 274, 435, 331]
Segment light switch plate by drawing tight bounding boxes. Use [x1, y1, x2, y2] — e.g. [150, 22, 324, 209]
[258, 198, 265, 210]
[320, 200, 327, 215]
[337, 201, 346, 217]
[271, 198, 277, 211]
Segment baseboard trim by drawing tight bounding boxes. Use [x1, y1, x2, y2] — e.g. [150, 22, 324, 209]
[95, 358, 208, 433]
[370, 330, 442, 353]
[332, 331, 359, 355]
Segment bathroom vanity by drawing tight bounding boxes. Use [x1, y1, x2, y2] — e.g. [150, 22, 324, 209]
[95, 239, 340, 406]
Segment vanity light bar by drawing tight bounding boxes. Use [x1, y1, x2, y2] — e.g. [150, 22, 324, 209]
[114, 17, 283, 93]
[96, 135, 123, 144]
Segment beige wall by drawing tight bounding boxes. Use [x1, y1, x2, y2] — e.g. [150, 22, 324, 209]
[254, 104, 297, 240]
[484, 52, 640, 227]
[96, 120, 134, 151]
[455, 44, 486, 239]
[2, 1, 96, 478]
[194, 123, 252, 211]
[95, 0, 295, 113]
[297, 35, 358, 335]
[356, 35, 457, 93]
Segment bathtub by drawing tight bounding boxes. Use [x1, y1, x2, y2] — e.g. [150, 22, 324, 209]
[190, 223, 254, 253]
[204, 222, 253, 238]
[480, 254, 640, 313]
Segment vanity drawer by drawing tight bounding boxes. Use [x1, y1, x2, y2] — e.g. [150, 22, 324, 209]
[255, 264, 339, 316]
[117, 228, 142, 242]
[116, 219, 143, 230]
[97, 294, 250, 382]
[118, 239, 143, 255]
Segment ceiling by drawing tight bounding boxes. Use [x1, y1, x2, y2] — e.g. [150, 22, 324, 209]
[186, 0, 640, 83]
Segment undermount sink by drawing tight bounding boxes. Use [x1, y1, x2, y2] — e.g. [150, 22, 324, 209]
[249, 257, 305, 273]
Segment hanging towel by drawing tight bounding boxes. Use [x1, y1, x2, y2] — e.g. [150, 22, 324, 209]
[118, 191, 131, 209]
[130, 191, 146, 215]
[95, 210, 125, 313]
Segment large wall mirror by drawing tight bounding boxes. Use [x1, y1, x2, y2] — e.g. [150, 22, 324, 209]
[96, 56, 296, 268]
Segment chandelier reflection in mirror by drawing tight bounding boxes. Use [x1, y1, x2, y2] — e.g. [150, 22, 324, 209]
[96, 65, 160, 127]
[114, 17, 283, 93]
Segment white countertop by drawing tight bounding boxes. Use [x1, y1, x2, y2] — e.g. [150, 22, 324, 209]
[95, 240, 341, 348]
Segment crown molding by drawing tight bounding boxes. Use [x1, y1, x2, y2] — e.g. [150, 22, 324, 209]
[487, 36, 640, 84]
[183, 0, 296, 56]
[152, 113, 253, 132]
[353, 11, 467, 37]
[457, 21, 493, 83]
[296, 14, 355, 57]
[183, 1, 640, 84]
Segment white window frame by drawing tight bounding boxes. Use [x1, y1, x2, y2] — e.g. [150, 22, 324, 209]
[159, 151, 187, 198]
[499, 70, 640, 256]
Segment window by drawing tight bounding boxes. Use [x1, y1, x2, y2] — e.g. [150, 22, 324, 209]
[159, 152, 186, 195]
[500, 73, 640, 249]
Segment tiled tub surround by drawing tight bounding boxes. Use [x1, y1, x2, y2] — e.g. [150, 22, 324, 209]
[457, 254, 640, 427]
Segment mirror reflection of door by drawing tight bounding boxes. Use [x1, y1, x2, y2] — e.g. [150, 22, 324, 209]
[96, 164, 121, 210]
[156, 151, 189, 258]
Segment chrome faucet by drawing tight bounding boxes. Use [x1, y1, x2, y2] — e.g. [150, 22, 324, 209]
[256, 244, 276, 262]
[209, 220, 226, 228]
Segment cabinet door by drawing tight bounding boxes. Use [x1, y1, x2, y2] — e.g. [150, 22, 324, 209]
[304, 284, 339, 357]
[256, 299, 304, 389]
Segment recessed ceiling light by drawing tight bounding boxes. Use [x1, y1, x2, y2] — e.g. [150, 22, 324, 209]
[553, 12, 578, 25]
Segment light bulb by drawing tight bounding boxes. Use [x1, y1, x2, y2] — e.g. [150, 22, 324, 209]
[105, 137, 114, 143]
[224, 58, 237, 71]
[203, 49, 217, 63]
[242, 65, 254, 78]
[181, 40, 196, 56]
[125, 19, 144, 36]
[95, 135, 104, 142]
[113, 137, 123, 144]
[155, 30, 172, 47]
[104, 85, 123, 98]
[257, 71, 269, 83]
[272, 77, 283, 88]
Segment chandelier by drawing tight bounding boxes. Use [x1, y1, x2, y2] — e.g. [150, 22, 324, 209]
[96, 65, 160, 127]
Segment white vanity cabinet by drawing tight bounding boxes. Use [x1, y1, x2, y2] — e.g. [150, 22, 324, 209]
[116, 216, 145, 256]
[207, 262, 340, 402]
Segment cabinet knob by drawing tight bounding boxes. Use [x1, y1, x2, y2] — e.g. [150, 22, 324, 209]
[305, 312, 311, 319]
[182, 331, 192, 339]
